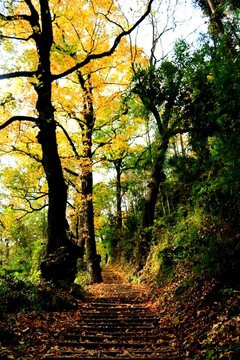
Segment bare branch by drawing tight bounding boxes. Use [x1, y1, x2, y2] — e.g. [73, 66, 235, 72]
[7, 194, 48, 220]
[0, 219, 5, 229]
[92, 138, 112, 157]
[65, 177, 81, 193]
[0, 116, 38, 130]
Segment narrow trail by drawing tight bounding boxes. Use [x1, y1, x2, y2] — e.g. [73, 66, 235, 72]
[42, 267, 180, 360]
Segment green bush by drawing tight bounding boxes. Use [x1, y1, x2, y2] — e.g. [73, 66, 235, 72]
[0, 274, 85, 313]
[0, 275, 42, 313]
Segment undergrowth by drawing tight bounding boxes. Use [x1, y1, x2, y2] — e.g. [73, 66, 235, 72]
[137, 207, 240, 291]
[0, 274, 85, 314]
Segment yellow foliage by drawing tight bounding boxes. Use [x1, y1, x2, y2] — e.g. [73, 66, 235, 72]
[0, 0, 148, 243]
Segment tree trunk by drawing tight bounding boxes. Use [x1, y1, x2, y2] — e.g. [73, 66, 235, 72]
[36, 0, 81, 283]
[77, 71, 103, 283]
[36, 82, 84, 284]
[115, 159, 123, 229]
[34, 5, 69, 254]
[141, 137, 169, 229]
[37, 120, 68, 254]
[136, 136, 169, 270]
[82, 158, 102, 283]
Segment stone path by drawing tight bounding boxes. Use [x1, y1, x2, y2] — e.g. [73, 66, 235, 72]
[42, 267, 180, 359]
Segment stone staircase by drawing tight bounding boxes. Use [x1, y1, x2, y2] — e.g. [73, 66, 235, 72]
[42, 267, 180, 359]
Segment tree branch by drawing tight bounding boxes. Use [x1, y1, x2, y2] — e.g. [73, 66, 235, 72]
[98, 11, 125, 32]
[0, 13, 31, 21]
[52, 0, 154, 81]
[16, 202, 48, 220]
[0, 116, 38, 130]
[55, 121, 80, 158]
[0, 71, 36, 80]
[64, 167, 79, 177]
[11, 145, 42, 163]
[0, 34, 34, 41]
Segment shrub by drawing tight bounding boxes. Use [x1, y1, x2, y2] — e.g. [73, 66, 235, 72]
[0, 275, 42, 313]
[0, 274, 85, 313]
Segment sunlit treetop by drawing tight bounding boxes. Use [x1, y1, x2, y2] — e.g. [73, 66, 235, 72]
[0, 0, 146, 75]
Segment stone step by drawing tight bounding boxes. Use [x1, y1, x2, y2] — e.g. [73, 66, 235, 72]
[76, 330, 158, 336]
[63, 333, 162, 341]
[81, 319, 157, 325]
[82, 309, 148, 315]
[43, 348, 180, 358]
[82, 314, 156, 320]
[82, 311, 149, 317]
[42, 348, 180, 360]
[82, 319, 157, 324]
[83, 306, 148, 313]
[58, 342, 174, 350]
[79, 325, 156, 332]
[43, 356, 179, 360]
[43, 356, 180, 360]
[84, 302, 146, 308]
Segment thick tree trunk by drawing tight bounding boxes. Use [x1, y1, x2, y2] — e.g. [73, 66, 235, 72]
[37, 1, 82, 283]
[37, 86, 83, 283]
[37, 88, 83, 283]
[34, 42, 68, 255]
[37, 121, 68, 254]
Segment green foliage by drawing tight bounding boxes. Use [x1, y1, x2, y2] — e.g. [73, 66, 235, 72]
[75, 258, 91, 287]
[135, 31, 240, 290]
[143, 205, 240, 290]
[0, 275, 42, 313]
[0, 273, 84, 313]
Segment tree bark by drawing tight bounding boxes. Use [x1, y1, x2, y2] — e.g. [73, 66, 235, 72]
[34, 0, 69, 255]
[37, 120, 68, 254]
